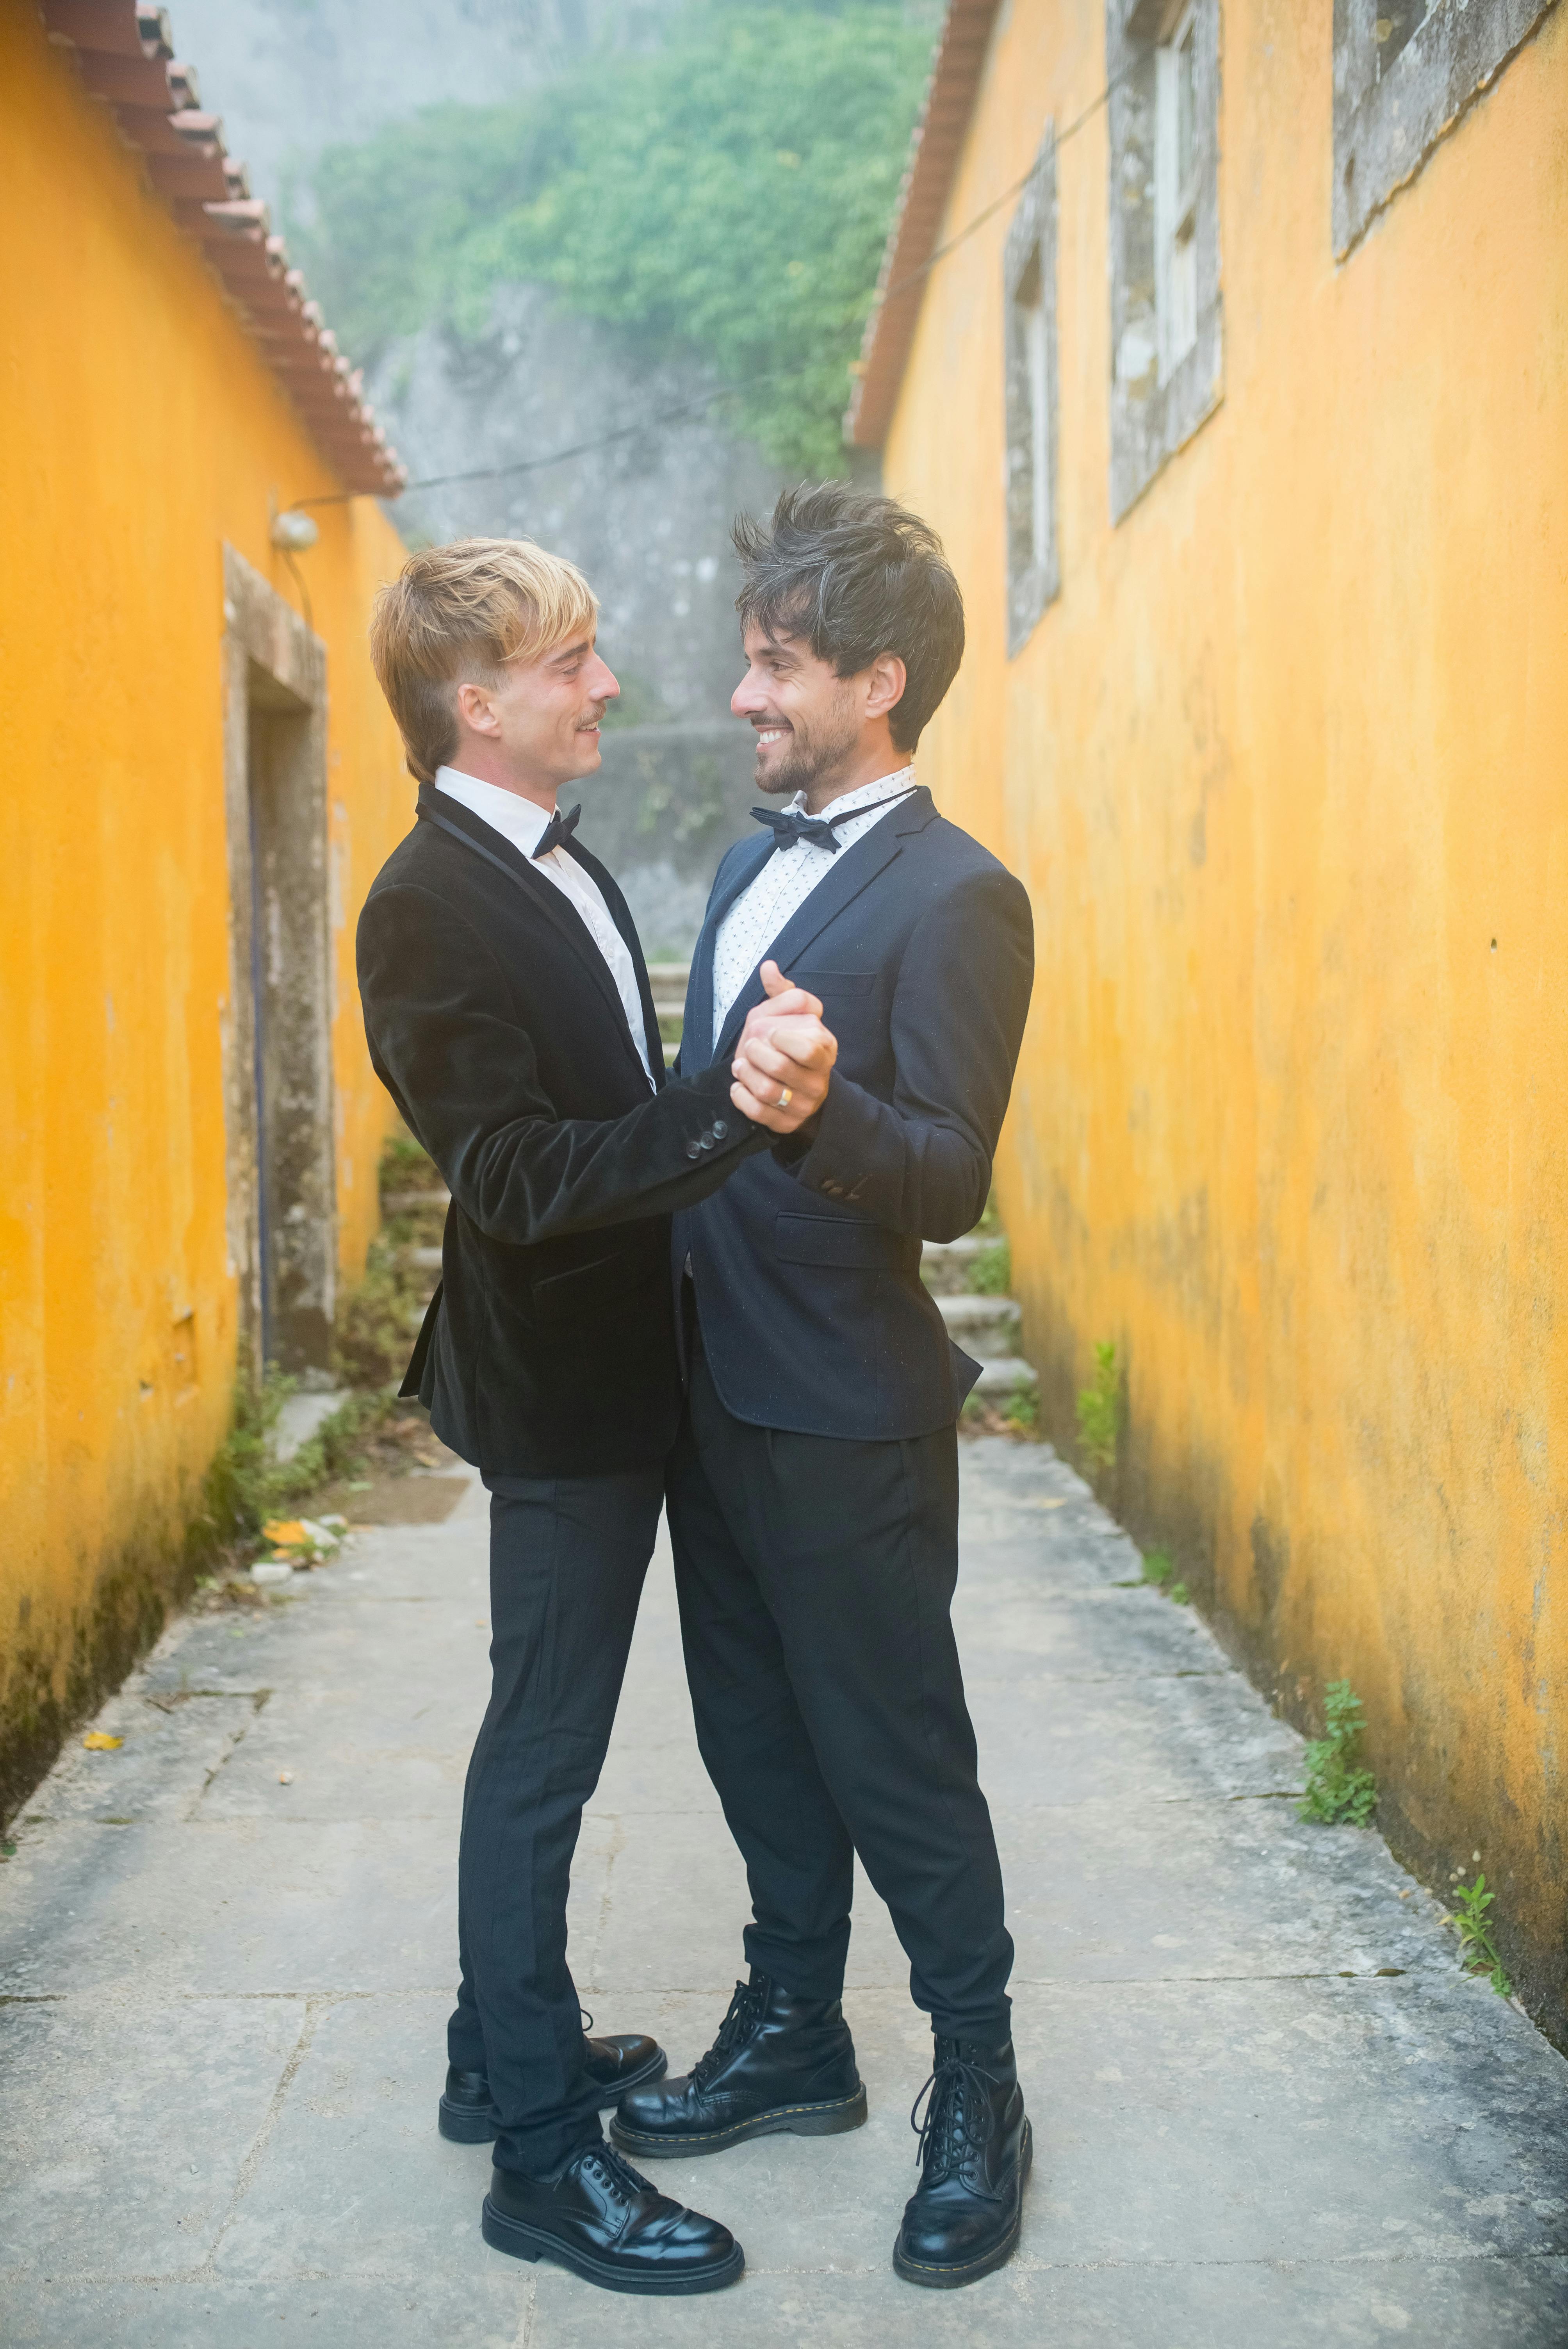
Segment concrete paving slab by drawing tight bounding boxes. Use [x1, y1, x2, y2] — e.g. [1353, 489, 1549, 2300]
[0, 1994, 307, 2276]
[968, 1660, 1308, 1800]
[526, 2255, 1568, 2347]
[0, 1818, 460, 1997]
[3, 1433, 1565, 2348]
[996, 1796, 1458, 1980]
[0, 2276, 532, 2349]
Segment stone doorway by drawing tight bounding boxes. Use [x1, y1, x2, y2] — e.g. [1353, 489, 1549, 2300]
[221, 545, 335, 1379]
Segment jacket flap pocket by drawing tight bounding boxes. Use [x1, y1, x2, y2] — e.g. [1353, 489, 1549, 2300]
[774, 1213, 913, 1271]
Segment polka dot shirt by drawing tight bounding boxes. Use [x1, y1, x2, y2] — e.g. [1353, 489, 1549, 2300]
[711, 766, 917, 1052]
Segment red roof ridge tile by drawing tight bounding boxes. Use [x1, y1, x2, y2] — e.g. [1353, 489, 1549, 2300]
[43, 0, 405, 497]
[846, 0, 1002, 452]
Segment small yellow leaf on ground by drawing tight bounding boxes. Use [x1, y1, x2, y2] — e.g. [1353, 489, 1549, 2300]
[83, 1731, 123, 1750]
[263, 1520, 310, 1547]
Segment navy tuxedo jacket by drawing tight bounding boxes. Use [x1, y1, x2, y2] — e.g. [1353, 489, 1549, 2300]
[674, 786, 1034, 1440]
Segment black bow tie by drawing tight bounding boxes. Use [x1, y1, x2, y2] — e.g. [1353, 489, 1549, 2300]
[533, 803, 581, 860]
[749, 788, 914, 855]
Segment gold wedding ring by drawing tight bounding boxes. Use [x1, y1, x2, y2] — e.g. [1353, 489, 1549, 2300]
[777, 1085, 793, 1109]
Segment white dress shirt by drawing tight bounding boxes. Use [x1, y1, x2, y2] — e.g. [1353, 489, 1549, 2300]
[435, 765, 655, 1088]
[711, 765, 917, 1050]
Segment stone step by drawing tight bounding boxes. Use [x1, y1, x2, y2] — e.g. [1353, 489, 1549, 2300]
[271, 1388, 350, 1464]
[921, 1233, 1006, 1296]
[648, 962, 690, 1020]
[382, 1187, 449, 1217]
[967, 1355, 1040, 1397]
[937, 1292, 1022, 1349]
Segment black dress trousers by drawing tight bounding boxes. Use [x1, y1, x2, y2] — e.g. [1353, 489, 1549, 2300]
[665, 1331, 1014, 2040]
[447, 1466, 665, 2175]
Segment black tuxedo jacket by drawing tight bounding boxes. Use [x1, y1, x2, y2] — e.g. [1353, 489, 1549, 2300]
[673, 786, 1034, 1439]
[356, 783, 769, 1477]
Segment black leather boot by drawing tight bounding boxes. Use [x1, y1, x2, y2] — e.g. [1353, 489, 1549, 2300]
[610, 1972, 867, 2158]
[438, 2021, 667, 2144]
[482, 2141, 743, 2294]
[892, 2035, 1032, 2288]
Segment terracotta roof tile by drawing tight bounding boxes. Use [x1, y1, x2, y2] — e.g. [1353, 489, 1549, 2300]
[43, 0, 404, 497]
[846, 0, 1002, 451]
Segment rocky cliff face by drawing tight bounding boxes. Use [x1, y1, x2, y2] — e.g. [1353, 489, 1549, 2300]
[371, 281, 796, 954]
[173, 0, 795, 954]
[169, 0, 675, 205]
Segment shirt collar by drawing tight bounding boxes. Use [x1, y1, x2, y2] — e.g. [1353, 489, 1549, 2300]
[435, 766, 558, 859]
[784, 764, 917, 820]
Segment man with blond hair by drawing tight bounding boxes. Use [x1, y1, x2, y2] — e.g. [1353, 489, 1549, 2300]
[358, 536, 833, 2296]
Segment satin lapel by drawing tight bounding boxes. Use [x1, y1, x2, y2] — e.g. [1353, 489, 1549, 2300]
[417, 790, 646, 1084]
[685, 834, 775, 1075]
[711, 814, 907, 1067]
[567, 836, 664, 1088]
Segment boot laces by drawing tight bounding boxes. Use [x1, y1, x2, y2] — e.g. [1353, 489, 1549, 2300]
[909, 2046, 999, 2174]
[579, 2141, 657, 2201]
[691, 1977, 766, 2089]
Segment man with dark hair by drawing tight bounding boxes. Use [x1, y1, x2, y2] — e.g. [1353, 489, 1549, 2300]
[610, 485, 1036, 2289]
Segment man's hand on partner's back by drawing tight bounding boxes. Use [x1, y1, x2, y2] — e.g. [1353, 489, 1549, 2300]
[730, 960, 837, 1135]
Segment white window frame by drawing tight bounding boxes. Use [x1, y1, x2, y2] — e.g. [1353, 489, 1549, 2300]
[1003, 130, 1060, 656]
[1155, 2, 1201, 379]
[1105, 0, 1223, 520]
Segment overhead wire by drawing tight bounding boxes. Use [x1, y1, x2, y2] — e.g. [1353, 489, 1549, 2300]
[289, 53, 1137, 515]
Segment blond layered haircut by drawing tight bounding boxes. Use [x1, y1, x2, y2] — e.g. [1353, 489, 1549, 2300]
[370, 537, 600, 784]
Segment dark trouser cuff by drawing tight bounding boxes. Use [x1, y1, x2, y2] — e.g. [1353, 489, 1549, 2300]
[492, 2115, 605, 2180]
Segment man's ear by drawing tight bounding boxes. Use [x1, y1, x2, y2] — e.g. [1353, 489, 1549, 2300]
[454, 679, 499, 737]
[864, 652, 908, 725]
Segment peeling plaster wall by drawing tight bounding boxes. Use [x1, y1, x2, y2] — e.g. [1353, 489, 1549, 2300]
[0, 12, 412, 1818]
[879, 0, 1568, 2034]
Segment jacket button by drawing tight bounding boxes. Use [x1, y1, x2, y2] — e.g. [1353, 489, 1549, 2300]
[711, 1119, 729, 1140]
[684, 1141, 703, 1160]
[698, 1134, 716, 1151]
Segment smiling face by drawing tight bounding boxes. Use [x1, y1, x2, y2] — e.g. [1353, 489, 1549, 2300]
[731, 621, 910, 811]
[452, 631, 619, 807]
[731, 623, 867, 801]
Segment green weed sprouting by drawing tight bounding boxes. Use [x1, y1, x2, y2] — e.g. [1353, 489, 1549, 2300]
[1141, 1549, 1189, 1603]
[1449, 1873, 1513, 1998]
[1076, 1341, 1120, 1473]
[971, 1240, 1012, 1297]
[1001, 1386, 1038, 1434]
[1297, 1679, 1378, 1827]
[201, 1372, 388, 1548]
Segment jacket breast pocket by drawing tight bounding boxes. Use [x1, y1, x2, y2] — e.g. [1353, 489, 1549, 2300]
[774, 1213, 915, 1272]
[792, 970, 875, 997]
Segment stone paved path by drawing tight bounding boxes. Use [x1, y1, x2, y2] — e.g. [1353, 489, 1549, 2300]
[4, 1437, 1567, 2345]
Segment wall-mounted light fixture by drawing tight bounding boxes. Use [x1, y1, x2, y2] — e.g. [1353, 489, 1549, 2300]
[271, 510, 320, 551]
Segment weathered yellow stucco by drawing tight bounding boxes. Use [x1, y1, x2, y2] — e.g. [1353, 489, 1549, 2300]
[882, 2, 1568, 2026]
[0, 11, 411, 1808]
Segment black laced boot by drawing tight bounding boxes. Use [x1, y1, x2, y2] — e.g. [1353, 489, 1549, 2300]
[611, 1971, 867, 2158]
[439, 2009, 667, 2143]
[892, 2034, 1032, 2288]
[483, 2139, 743, 2294]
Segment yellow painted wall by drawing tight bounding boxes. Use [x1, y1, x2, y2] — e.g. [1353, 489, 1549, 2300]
[0, 8, 412, 1808]
[883, 0, 1568, 2028]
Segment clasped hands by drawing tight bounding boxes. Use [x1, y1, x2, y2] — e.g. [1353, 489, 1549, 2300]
[729, 961, 837, 1135]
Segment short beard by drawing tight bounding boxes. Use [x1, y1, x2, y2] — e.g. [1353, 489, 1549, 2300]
[756, 694, 862, 800]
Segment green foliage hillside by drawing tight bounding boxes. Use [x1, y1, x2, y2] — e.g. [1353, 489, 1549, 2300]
[291, 0, 937, 472]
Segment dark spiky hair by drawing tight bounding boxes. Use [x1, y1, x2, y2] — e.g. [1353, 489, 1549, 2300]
[731, 483, 964, 753]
